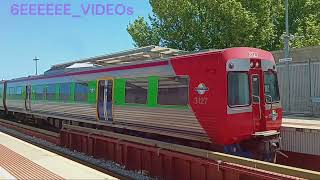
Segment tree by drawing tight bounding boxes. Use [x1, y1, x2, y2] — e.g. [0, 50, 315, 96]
[291, 0, 320, 48]
[127, 0, 320, 51]
[291, 15, 320, 48]
[127, 17, 160, 47]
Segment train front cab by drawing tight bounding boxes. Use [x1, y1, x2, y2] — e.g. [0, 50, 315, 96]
[225, 56, 282, 161]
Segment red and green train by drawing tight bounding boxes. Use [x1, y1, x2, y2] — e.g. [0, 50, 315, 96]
[0, 46, 282, 160]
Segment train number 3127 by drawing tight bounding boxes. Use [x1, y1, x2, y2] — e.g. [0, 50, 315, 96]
[194, 97, 208, 105]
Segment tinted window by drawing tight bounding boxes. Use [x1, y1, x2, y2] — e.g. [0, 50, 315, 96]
[8, 87, 15, 98]
[47, 84, 56, 101]
[35, 86, 46, 100]
[0, 88, 2, 98]
[228, 72, 250, 106]
[75, 82, 88, 102]
[60, 83, 71, 102]
[158, 77, 189, 106]
[252, 75, 260, 103]
[125, 79, 148, 104]
[264, 71, 280, 103]
[16, 87, 23, 99]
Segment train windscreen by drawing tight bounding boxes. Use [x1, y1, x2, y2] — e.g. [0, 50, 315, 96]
[228, 72, 250, 107]
[264, 71, 280, 103]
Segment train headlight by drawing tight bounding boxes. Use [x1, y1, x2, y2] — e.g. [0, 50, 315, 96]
[228, 63, 234, 69]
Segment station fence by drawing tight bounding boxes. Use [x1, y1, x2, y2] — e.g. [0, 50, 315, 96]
[277, 59, 320, 116]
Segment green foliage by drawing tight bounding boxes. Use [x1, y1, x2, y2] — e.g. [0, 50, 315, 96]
[127, 0, 320, 51]
[127, 17, 161, 47]
[291, 0, 320, 48]
[292, 15, 320, 48]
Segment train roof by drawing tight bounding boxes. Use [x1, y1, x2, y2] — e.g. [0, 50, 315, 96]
[4, 46, 189, 83]
[6, 46, 273, 83]
[48, 46, 188, 72]
[50, 46, 272, 72]
[44, 46, 228, 76]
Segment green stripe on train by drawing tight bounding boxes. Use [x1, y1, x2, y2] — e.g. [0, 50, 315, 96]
[70, 83, 75, 102]
[88, 80, 97, 104]
[55, 84, 60, 101]
[148, 76, 159, 107]
[114, 79, 125, 105]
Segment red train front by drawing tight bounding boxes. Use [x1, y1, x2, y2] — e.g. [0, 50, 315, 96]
[171, 47, 282, 160]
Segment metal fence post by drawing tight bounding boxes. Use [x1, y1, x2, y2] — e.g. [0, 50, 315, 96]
[309, 58, 314, 115]
[284, 0, 291, 113]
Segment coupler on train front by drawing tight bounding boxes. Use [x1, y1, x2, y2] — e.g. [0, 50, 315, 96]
[224, 131, 282, 162]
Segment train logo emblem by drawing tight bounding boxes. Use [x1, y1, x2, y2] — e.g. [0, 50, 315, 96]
[271, 110, 278, 121]
[195, 83, 209, 95]
[90, 88, 95, 93]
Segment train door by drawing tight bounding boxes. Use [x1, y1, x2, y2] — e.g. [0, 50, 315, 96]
[250, 68, 264, 132]
[25, 85, 32, 111]
[97, 79, 113, 121]
[3, 82, 7, 112]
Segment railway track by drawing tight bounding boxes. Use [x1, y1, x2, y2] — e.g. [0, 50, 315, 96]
[0, 118, 150, 180]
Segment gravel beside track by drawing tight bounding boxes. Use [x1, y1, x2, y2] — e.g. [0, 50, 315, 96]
[0, 124, 152, 180]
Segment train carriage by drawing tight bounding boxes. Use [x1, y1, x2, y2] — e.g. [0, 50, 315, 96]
[0, 46, 282, 160]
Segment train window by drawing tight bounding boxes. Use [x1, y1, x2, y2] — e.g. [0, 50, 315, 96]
[8, 87, 15, 98]
[252, 75, 260, 103]
[47, 84, 56, 101]
[75, 82, 89, 102]
[264, 71, 280, 103]
[16, 87, 23, 99]
[60, 83, 71, 102]
[35, 86, 46, 100]
[125, 79, 148, 104]
[228, 72, 250, 107]
[0, 88, 2, 98]
[157, 77, 189, 106]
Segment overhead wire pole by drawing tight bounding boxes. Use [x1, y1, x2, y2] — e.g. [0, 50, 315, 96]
[284, 0, 291, 113]
[33, 57, 39, 75]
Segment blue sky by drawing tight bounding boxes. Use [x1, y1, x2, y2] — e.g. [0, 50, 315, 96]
[0, 0, 152, 80]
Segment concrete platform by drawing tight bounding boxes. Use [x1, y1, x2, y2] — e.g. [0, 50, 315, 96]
[279, 116, 320, 171]
[0, 131, 118, 180]
[283, 117, 320, 130]
[281, 116, 320, 156]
